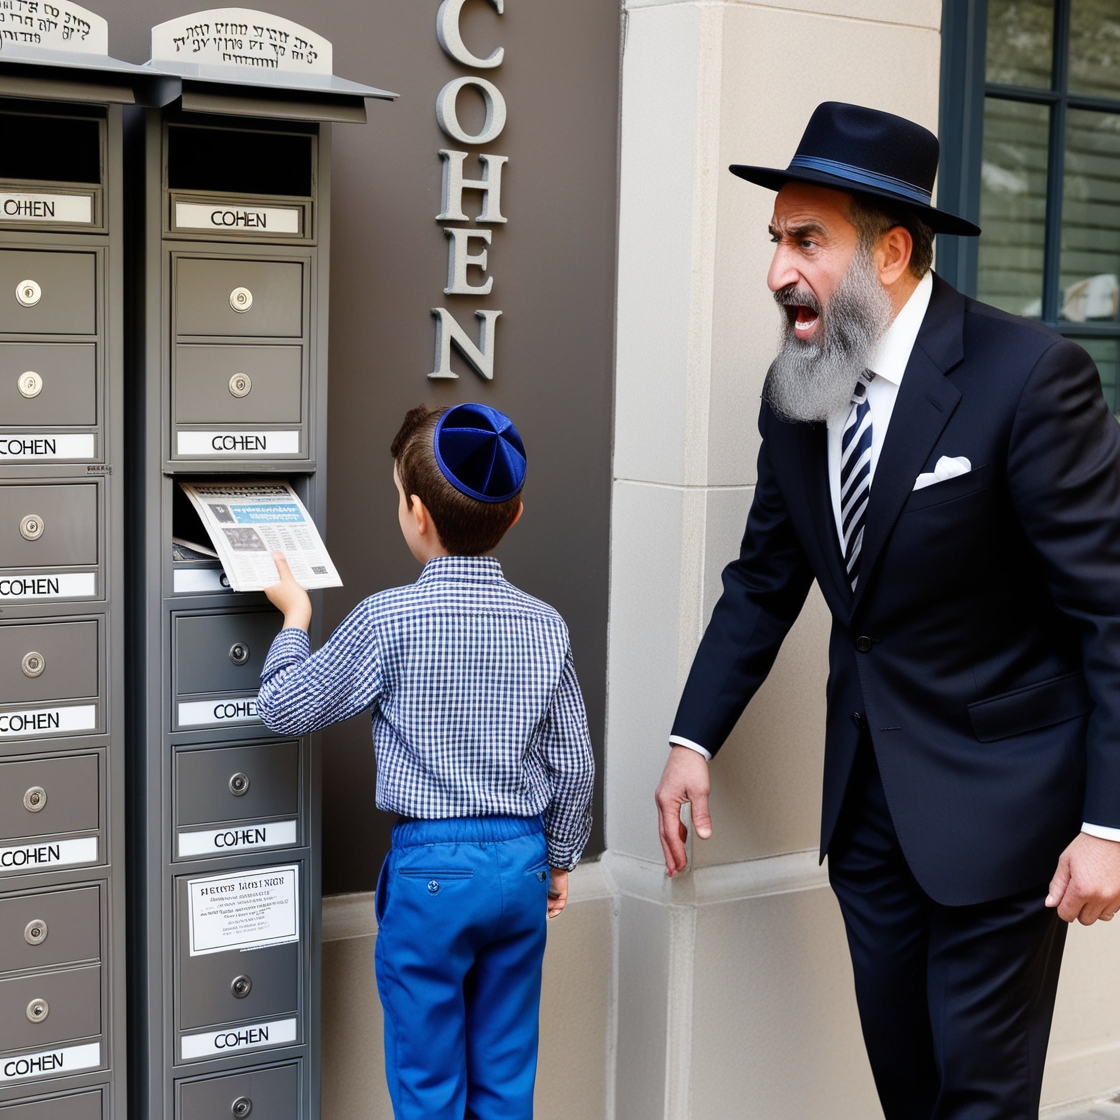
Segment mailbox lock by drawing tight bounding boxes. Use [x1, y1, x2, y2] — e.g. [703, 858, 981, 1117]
[229, 772, 250, 797]
[19, 514, 44, 541]
[23, 919, 47, 946]
[23, 787, 46, 813]
[229, 642, 250, 666]
[21, 651, 45, 678]
[229, 286, 253, 313]
[231, 1098, 253, 1118]
[15, 279, 41, 308]
[17, 371, 42, 398]
[230, 974, 252, 999]
[229, 373, 252, 398]
[25, 998, 48, 1024]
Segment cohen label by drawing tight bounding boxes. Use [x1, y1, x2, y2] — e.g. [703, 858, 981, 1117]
[0, 192, 93, 224]
[178, 697, 259, 728]
[0, 435, 96, 460]
[0, 1042, 100, 1082]
[181, 1017, 297, 1061]
[0, 573, 96, 600]
[177, 431, 301, 457]
[0, 704, 97, 738]
[176, 201, 300, 235]
[0, 836, 98, 872]
[178, 819, 298, 858]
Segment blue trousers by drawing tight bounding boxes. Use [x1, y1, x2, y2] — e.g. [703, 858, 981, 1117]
[374, 815, 549, 1120]
[829, 742, 1067, 1120]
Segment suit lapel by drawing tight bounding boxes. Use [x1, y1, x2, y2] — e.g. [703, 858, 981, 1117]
[851, 275, 966, 614]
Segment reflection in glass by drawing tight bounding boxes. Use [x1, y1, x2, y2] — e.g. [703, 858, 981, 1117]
[977, 98, 1049, 317]
[1070, 0, 1120, 98]
[1060, 110, 1120, 323]
[1077, 337, 1120, 414]
[986, 0, 1054, 88]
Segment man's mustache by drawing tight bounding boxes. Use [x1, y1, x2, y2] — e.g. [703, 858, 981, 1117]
[773, 286, 822, 315]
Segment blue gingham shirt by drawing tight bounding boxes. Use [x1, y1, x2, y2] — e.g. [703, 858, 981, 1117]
[257, 556, 595, 869]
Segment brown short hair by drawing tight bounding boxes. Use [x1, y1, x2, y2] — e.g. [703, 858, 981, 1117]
[390, 405, 523, 556]
[847, 194, 934, 279]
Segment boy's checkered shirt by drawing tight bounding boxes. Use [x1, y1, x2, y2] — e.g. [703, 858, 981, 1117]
[257, 555, 594, 870]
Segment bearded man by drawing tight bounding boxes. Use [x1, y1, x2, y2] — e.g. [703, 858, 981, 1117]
[655, 102, 1120, 1118]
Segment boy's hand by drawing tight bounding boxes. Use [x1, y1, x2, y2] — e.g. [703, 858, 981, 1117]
[263, 552, 313, 632]
[547, 868, 568, 919]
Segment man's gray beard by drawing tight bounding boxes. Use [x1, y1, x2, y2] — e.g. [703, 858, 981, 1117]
[762, 246, 894, 424]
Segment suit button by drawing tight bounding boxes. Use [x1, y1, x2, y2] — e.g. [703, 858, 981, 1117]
[856, 636, 872, 652]
[851, 712, 864, 729]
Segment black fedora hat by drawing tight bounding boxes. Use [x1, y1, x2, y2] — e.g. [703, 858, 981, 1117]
[730, 101, 980, 237]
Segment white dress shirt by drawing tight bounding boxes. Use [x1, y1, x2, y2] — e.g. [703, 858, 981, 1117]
[669, 271, 1119, 843]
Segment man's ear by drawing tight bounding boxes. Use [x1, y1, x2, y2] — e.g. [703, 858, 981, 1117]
[876, 225, 914, 286]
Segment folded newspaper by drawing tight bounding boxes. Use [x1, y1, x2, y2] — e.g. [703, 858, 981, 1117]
[177, 481, 342, 592]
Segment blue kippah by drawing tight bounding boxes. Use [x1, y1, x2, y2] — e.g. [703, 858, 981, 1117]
[433, 403, 527, 503]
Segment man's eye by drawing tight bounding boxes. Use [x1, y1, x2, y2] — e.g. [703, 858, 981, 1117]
[800, 240, 817, 249]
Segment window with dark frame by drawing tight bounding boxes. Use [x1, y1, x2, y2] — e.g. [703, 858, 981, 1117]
[939, 0, 1120, 411]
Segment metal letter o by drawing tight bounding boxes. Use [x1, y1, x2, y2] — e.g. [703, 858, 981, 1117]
[436, 77, 507, 146]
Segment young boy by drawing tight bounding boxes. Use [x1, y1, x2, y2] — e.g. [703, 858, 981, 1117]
[256, 402, 595, 1120]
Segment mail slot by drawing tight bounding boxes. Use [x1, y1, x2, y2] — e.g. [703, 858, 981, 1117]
[178, 1062, 299, 1120]
[0, 964, 100, 1052]
[0, 251, 96, 336]
[174, 611, 280, 697]
[175, 259, 303, 338]
[0, 885, 100, 974]
[174, 344, 302, 425]
[0, 1088, 102, 1120]
[0, 343, 97, 427]
[176, 742, 299, 828]
[0, 621, 98, 706]
[177, 880, 298, 1031]
[0, 485, 98, 570]
[0, 755, 98, 844]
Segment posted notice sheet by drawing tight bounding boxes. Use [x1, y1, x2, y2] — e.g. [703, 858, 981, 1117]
[188, 864, 300, 957]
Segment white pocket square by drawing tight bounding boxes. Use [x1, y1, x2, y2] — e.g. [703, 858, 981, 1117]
[913, 455, 972, 491]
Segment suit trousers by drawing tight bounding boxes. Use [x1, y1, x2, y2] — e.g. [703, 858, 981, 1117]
[829, 741, 1067, 1120]
[374, 815, 550, 1120]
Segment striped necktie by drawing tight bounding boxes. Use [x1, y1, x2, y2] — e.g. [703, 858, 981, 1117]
[840, 371, 876, 592]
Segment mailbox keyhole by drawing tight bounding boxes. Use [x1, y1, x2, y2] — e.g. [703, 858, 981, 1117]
[229, 286, 253, 313]
[23, 786, 46, 813]
[19, 514, 44, 541]
[229, 772, 250, 797]
[232, 1098, 253, 1118]
[229, 642, 250, 666]
[21, 651, 45, 678]
[230, 974, 252, 999]
[25, 998, 48, 1024]
[229, 373, 252, 398]
[17, 371, 42, 399]
[15, 279, 41, 308]
[23, 919, 48, 946]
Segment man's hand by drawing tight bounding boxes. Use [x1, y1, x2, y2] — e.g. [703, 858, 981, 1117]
[655, 745, 712, 877]
[262, 552, 313, 632]
[1046, 832, 1120, 925]
[547, 869, 568, 919]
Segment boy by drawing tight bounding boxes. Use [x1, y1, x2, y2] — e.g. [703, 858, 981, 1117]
[256, 402, 595, 1120]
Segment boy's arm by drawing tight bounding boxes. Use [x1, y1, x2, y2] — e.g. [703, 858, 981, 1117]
[539, 644, 596, 872]
[256, 596, 384, 736]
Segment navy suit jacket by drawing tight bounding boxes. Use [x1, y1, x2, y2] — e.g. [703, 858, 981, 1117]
[671, 274, 1120, 906]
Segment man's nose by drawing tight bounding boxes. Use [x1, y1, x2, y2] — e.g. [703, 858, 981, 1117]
[767, 246, 799, 293]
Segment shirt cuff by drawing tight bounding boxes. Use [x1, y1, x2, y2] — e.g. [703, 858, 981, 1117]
[669, 735, 712, 762]
[1082, 822, 1120, 843]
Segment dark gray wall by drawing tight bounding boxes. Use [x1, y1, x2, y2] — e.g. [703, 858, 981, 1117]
[101, 1, 618, 893]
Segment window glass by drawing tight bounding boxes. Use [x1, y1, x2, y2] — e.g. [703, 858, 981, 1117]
[1060, 109, 1120, 323]
[1069, 0, 1120, 98]
[977, 98, 1050, 316]
[986, 0, 1054, 88]
[1077, 337, 1120, 411]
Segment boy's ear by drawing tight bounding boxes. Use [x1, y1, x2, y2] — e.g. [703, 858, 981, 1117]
[509, 501, 524, 529]
[411, 495, 432, 535]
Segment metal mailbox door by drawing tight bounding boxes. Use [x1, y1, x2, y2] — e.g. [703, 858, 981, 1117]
[0, 621, 98, 705]
[0, 344, 97, 427]
[0, 252, 96, 335]
[176, 742, 299, 827]
[174, 612, 280, 697]
[0, 1088, 102, 1120]
[0, 755, 99, 842]
[178, 1062, 299, 1120]
[175, 260, 303, 338]
[0, 885, 100, 973]
[0, 965, 100, 1051]
[0, 485, 98, 569]
[174, 345, 302, 424]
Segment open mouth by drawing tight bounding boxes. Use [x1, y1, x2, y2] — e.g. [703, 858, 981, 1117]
[785, 303, 820, 336]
